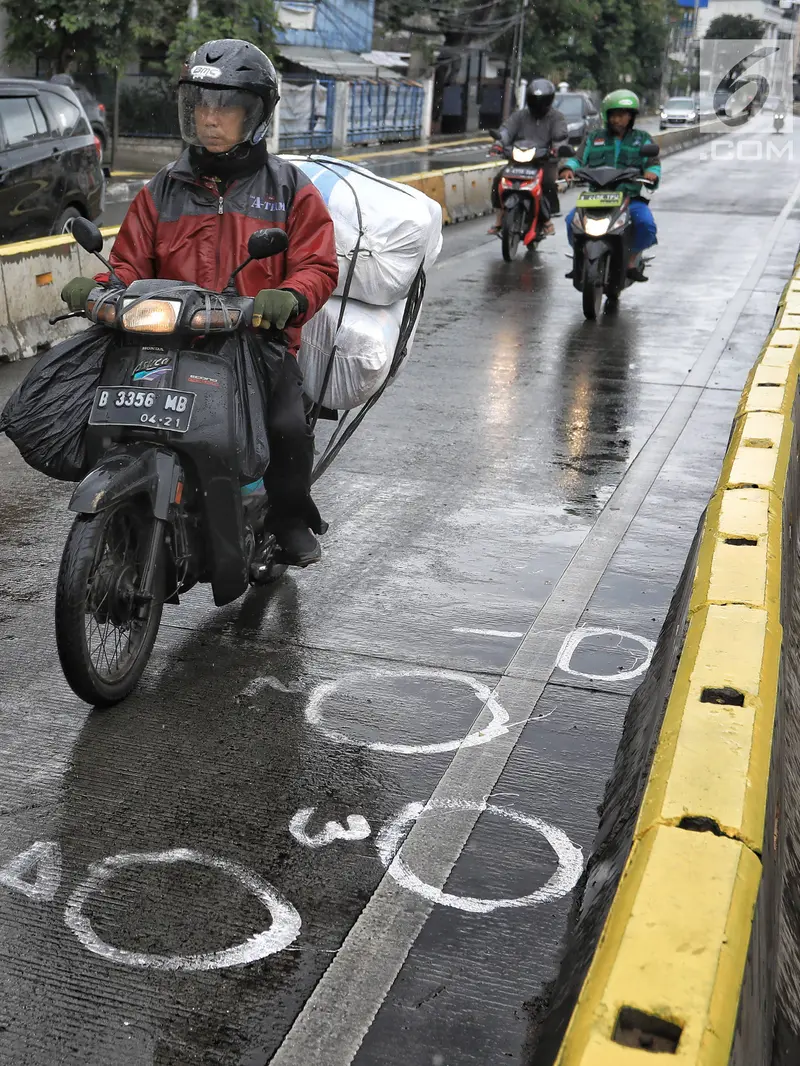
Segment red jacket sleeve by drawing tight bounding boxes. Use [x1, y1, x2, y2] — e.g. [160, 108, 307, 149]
[282, 182, 339, 325]
[97, 186, 159, 284]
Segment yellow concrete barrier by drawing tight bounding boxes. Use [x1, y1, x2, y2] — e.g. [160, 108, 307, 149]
[554, 240, 799, 1066]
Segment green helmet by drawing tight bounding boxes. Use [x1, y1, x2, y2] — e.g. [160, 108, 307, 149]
[602, 89, 640, 122]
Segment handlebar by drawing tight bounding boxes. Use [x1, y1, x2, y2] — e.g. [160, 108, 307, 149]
[65, 282, 269, 337]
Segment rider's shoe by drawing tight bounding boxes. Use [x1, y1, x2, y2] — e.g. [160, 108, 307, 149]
[275, 521, 322, 566]
[626, 266, 649, 283]
[565, 267, 577, 279]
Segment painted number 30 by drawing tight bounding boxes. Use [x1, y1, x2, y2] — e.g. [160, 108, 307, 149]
[0, 794, 583, 972]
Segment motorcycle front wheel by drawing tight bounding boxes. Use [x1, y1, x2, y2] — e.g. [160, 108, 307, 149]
[582, 257, 606, 320]
[501, 205, 522, 261]
[55, 502, 165, 706]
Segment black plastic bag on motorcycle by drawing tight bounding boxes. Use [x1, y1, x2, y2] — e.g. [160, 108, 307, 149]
[0, 326, 279, 485]
[193, 329, 280, 484]
[0, 326, 113, 481]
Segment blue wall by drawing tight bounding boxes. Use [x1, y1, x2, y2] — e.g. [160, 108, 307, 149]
[277, 0, 375, 54]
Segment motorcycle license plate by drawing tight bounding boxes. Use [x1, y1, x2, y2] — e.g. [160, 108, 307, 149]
[576, 191, 625, 208]
[89, 386, 196, 433]
[506, 166, 539, 178]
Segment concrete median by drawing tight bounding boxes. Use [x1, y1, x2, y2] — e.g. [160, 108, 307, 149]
[524, 254, 800, 1066]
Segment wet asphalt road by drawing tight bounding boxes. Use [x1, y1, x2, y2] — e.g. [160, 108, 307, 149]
[2, 123, 800, 1066]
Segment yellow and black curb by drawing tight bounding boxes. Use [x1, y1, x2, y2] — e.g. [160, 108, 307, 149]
[550, 265, 800, 1064]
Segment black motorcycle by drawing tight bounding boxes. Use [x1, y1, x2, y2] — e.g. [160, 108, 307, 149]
[53, 219, 291, 706]
[559, 142, 659, 319]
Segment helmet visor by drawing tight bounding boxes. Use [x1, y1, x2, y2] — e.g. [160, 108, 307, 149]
[178, 84, 263, 151]
[527, 93, 554, 118]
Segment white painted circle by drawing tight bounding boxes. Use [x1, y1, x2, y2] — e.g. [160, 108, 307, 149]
[376, 800, 583, 913]
[64, 848, 301, 971]
[557, 627, 655, 683]
[304, 668, 510, 755]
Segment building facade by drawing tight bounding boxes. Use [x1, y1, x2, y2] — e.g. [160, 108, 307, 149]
[276, 0, 376, 54]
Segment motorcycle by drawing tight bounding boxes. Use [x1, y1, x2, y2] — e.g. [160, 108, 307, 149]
[489, 134, 554, 261]
[558, 142, 660, 320]
[52, 218, 293, 707]
[774, 111, 786, 134]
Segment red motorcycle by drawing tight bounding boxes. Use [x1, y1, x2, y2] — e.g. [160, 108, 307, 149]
[491, 139, 553, 261]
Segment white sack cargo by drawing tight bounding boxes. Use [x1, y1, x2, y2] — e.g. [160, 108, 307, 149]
[299, 296, 417, 410]
[288, 155, 443, 306]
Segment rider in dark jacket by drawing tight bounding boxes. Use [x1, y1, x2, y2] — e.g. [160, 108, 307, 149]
[489, 78, 569, 234]
[61, 40, 339, 566]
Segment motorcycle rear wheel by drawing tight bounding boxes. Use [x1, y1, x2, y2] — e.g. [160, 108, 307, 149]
[55, 503, 165, 706]
[582, 258, 606, 320]
[501, 206, 522, 261]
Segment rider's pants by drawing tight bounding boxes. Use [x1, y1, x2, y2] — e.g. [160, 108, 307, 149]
[565, 198, 657, 254]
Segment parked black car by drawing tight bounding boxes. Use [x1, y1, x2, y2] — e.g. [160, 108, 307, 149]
[50, 75, 109, 161]
[0, 79, 104, 243]
[553, 91, 602, 146]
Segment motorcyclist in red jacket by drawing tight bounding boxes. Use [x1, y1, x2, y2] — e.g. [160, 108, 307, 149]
[61, 39, 339, 566]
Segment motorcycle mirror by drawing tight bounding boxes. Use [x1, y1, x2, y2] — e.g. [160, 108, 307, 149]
[640, 143, 660, 158]
[247, 228, 289, 261]
[223, 229, 290, 293]
[70, 217, 104, 254]
[557, 144, 574, 158]
[68, 216, 124, 288]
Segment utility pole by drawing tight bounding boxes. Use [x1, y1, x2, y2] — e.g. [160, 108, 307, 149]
[691, 0, 702, 98]
[188, 0, 199, 18]
[512, 0, 529, 106]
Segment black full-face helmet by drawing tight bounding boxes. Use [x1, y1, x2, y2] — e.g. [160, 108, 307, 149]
[526, 78, 555, 119]
[178, 39, 280, 150]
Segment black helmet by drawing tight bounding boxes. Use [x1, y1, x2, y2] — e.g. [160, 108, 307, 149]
[526, 78, 555, 119]
[178, 39, 280, 151]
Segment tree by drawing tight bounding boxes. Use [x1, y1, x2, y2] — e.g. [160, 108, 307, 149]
[1, 0, 169, 74]
[521, 0, 671, 97]
[0, 0, 278, 77]
[166, 0, 279, 78]
[705, 13, 766, 39]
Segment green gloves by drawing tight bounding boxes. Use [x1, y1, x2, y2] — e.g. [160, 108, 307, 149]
[252, 288, 299, 330]
[61, 276, 96, 312]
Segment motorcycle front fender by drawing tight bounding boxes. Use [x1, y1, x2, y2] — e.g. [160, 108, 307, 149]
[69, 445, 183, 522]
[583, 237, 614, 262]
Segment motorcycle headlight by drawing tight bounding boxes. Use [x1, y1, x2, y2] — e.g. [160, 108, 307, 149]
[121, 299, 182, 333]
[584, 216, 611, 236]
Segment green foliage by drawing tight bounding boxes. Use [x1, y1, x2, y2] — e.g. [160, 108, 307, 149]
[523, 0, 671, 98]
[1, 0, 170, 72]
[705, 13, 767, 39]
[0, 0, 278, 76]
[165, 1, 279, 77]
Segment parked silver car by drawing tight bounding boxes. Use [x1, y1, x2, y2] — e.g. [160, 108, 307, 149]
[659, 97, 700, 129]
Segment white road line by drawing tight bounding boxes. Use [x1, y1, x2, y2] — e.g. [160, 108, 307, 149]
[451, 627, 525, 638]
[268, 172, 800, 1066]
